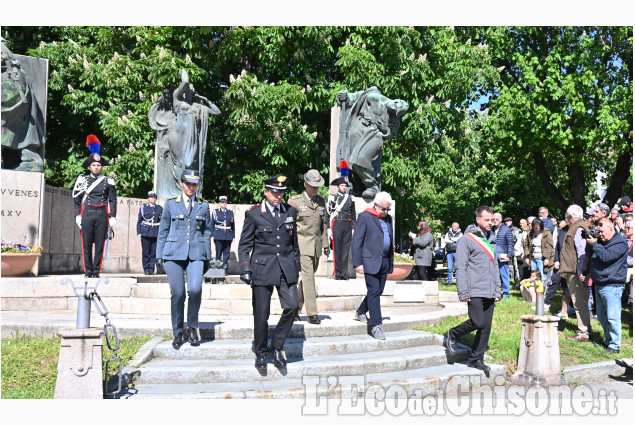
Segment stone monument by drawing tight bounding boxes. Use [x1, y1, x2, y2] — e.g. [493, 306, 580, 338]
[335, 87, 408, 200]
[1, 37, 48, 172]
[149, 69, 220, 199]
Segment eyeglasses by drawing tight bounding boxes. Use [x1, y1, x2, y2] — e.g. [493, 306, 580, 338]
[380, 208, 391, 212]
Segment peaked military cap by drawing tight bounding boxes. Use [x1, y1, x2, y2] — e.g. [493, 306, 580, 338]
[264, 174, 288, 193]
[180, 169, 200, 183]
[147, 191, 157, 197]
[219, 196, 228, 202]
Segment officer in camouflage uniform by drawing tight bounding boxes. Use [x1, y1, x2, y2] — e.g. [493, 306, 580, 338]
[288, 170, 330, 325]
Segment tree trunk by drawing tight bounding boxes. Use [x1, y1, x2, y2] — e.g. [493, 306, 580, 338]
[602, 149, 633, 208]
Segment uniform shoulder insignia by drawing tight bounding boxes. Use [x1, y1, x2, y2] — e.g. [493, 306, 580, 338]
[282, 202, 292, 208]
[248, 203, 260, 211]
[107, 177, 115, 185]
[166, 196, 178, 200]
[291, 195, 301, 199]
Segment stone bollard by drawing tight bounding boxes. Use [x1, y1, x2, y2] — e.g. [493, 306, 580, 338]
[54, 328, 105, 399]
[510, 315, 567, 386]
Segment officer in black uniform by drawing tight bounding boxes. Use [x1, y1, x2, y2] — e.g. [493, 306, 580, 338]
[137, 191, 163, 275]
[72, 135, 117, 278]
[328, 176, 356, 279]
[212, 195, 235, 273]
[238, 174, 301, 370]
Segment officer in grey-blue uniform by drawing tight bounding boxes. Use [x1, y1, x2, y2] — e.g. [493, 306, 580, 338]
[156, 169, 212, 350]
[238, 174, 301, 370]
[136, 191, 163, 275]
[212, 195, 235, 273]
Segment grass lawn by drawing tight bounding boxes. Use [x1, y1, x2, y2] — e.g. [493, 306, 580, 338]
[418, 285, 633, 374]
[1, 332, 152, 399]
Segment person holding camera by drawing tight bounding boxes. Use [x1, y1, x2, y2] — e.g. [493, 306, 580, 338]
[559, 204, 592, 342]
[586, 218, 629, 354]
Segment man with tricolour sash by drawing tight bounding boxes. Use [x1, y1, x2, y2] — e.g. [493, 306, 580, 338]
[443, 205, 501, 373]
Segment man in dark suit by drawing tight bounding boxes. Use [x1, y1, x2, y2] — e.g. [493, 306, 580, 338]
[136, 191, 163, 275]
[156, 169, 212, 350]
[238, 174, 301, 370]
[352, 191, 394, 340]
[212, 195, 235, 273]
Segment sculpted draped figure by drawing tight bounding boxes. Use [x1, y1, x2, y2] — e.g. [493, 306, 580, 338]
[336, 87, 408, 199]
[149, 70, 220, 198]
[1, 37, 46, 172]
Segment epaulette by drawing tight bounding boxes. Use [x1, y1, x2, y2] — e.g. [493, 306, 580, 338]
[248, 203, 260, 211]
[195, 196, 205, 204]
[291, 195, 301, 199]
[107, 177, 115, 185]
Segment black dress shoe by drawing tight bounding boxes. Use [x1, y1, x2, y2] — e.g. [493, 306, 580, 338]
[307, 315, 321, 325]
[255, 355, 267, 370]
[444, 329, 458, 355]
[467, 359, 491, 373]
[93, 273, 99, 278]
[187, 327, 199, 344]
[268, 345, 287, 367]
[341, 276, 349, 280]
[172, 334, 184, 350]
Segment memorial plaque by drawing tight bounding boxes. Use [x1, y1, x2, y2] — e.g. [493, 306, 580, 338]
[393, 280, 426, 303]
[1, 169, 44, 246]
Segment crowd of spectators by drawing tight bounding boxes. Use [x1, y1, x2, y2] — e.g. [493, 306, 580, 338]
[434, 196, 632, 355]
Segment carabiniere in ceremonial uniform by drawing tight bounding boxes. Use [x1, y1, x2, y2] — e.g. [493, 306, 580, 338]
[212, 195, 235, 273]
[328, 164, 356, 280]
[73, 134, 117, 278]
[137, 191, 163, 275]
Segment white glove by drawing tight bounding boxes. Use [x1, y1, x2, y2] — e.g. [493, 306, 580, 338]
[328, 229, 333, 240]
[109, 217, 117, 227]
[75, 216, 82, 229]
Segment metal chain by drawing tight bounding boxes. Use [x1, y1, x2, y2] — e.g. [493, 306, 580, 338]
[90, 291, 122, 396]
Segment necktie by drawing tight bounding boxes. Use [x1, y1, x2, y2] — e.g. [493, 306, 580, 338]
[275, 207, 281, 225]
[187, 198, 192, 215]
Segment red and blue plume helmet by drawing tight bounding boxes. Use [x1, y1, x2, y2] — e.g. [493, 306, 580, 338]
[330, 160, 350, 186]
[82, 134, 110, 167]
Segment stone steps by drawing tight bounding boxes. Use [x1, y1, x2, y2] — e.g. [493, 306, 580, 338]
[1, 276, 450, 314]
[152, 330, 436, 360]
[120, 330, 505, 399]
[123, 363, 506, 399]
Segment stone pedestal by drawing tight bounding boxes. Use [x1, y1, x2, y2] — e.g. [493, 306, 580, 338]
[54, 327, 105, 399]
[510, 315, 567, 386]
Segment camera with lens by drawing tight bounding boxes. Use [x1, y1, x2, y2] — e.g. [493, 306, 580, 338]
[581, 229, 600, 239]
